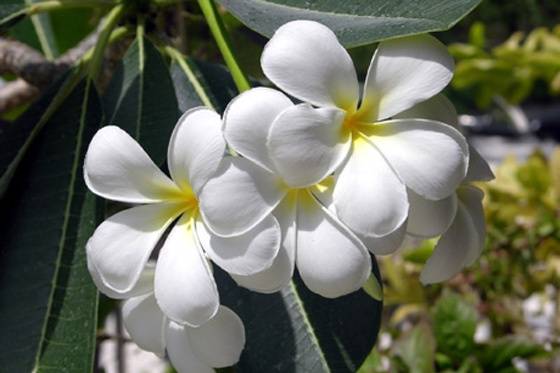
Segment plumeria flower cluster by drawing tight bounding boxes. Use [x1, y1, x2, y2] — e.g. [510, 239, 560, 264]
[83, 19, 493, 372]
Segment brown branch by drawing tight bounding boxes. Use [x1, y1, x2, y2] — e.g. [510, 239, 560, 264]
[0, 79, 39, 113]
[0, 27, 102, 114]
[0, 38, 57, 87]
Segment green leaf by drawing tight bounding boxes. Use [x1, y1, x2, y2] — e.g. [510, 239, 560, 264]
[0, 70, 82, 198]
[394, 323, 436, 373]
[0, 1, 27, 29]
[432, 293, 477, 361]
[26, 0, 59, 59]
[479, 337, 547, 370]
[103, 35, 179, 163]
[217, 0, 482, 47]
[0, 79, 102, 372]
[215, 269, 382, 373]
[171, 48, 383, 373]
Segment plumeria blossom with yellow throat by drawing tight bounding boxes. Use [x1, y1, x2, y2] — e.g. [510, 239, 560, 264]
[199, 87, 372, 298]
[260, 20, 470, 253]
[84, 107, 281, 327]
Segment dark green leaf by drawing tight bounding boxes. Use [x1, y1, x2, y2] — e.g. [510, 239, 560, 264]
[394, 323, 436, 373]
[27, 0, 59, 59]
[171, 49, 383, 373]
[218, 0, 482, 47]
[0, 79, 102, 372]
[103, 35, 179, 163]
[50, 8, 96, 54]
[216, 269, 383, 373]
[479, 337, 547, 370]
[432, 293, 477, 361]
[0, 70, 81, 198]
[0, 1, 26, 29]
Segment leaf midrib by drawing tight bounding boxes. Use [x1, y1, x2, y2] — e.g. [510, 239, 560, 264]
[33, 80, 92, 371]
[227, 0, 448, 24]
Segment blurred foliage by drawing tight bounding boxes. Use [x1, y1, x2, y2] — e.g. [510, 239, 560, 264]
[450, 22, 560, 108]
[359, 149, 560, 372]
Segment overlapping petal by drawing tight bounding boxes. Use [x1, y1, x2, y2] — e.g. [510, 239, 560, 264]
[199, 157, 286, 236]
[465, 145, 494, 183]
[188, 306, 245, 368]
[268, 104, 350, 187]
[261, 20, 359, 111]
[195, 215, 281, 276]
[407, 190, 458, 238]
[166, 322, 215, 373]
[122, 293, 166, 356]
[84, 126, 182, 203]
[296, 191, 371, 298]
[363, 119, 468, 200]
[224, 87, 293, 172]
[459, 186, 486, 265]
[394, 94, 458, 126]
[420, 201, 479, 284]
[87, 258, 155, 300]
[231, 193, 297, 293]
[167, 107, 226, 194]
[86, 203, 183, 294]
[154, 216, 219, 327]
[333, 138, 408, 237]
[360, 34, 454, 121]
[358, 220, 408, 256]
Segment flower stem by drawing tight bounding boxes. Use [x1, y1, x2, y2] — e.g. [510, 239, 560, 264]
[197, 0, 251, 92]
[88, 4, 126, 81]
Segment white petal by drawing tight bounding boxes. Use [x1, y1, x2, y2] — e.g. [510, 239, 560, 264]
[394, 94, 458, 127]
[296, 190, 371, 298]
[360, 34, 454, 121]
[359, 220, 408, 256]
[87, 258, 155, 299]
[84, 126, 181, 203]
[459, 185, 486, 265]
[313, 173, 407, 255]
[420, 201, 478, 284]
[407, 190, 458, 238]
[364, 119, 468, 200]
[465, 144, 494, 183]
[224, 87, 293, 172]
[86, 203, 182, 294]
[261, 20, 359, 111]
[166, 322, 214, 373]
[195, 215, 281, 276]
[231, 193, 297, 293]
[199, 157, 286, 236]
[268, 104, 350, 188]
[333, 138, 408, 238]
[187, 306, 245, 368]
[167, 107, 226, 194]
[122, 293, 166, 356]
[154, 216, 219, 326]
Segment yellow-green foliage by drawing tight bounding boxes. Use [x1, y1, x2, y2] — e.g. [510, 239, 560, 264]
[450, 22, 560, 107]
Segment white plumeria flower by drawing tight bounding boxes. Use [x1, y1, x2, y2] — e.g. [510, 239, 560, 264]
[259, 20, 469, 253]
[84, 107, 281, 327]
[91, 263, 245, 373]
[199, 87, 372, 298]
[398, 95, 494, 283]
